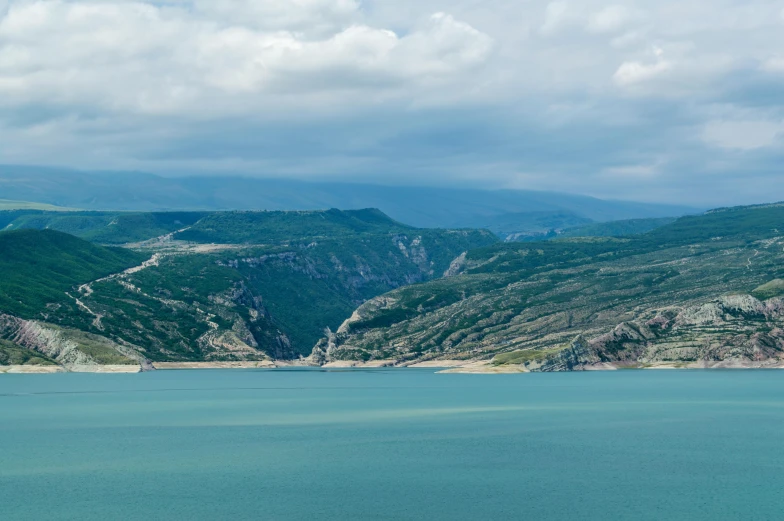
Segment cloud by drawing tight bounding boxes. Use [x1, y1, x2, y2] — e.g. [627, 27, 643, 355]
[540, 2, 569, 35]
[192, 0, 361, 34]
[0, 0, 784, 207]
[0, 1, 492, 115]
[702, 120, 784, 150]
[613, 48, 671, 86]
[763, 58, 784, 73]
[586, 5, 640, 34]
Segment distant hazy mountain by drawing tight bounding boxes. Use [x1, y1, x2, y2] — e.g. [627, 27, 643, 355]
[0, 165, 698, 235]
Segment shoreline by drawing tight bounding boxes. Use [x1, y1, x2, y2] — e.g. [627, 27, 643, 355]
[438, 359, 784, 374]
[0, 365, 66, 374]
[153, 361, 278, 370]
[4, 358, 784, 374]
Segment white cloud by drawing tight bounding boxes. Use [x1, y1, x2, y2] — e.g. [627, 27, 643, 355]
[540, 2, 569, 35]
[587, 5, 639, 34]
[610, 30, 644, 48]
[1, 0, 784, 206]
[0, 1, 492, 115]
[192, 0, 361, 35]
[763, 57, 784, 72]
[702, 120, 784, 150]
[613, 48, 671, 86]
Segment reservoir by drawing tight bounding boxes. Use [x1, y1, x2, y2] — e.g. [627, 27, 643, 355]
[2, 368, 783, 520]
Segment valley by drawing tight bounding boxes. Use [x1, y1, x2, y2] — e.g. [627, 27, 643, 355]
[0, 209, 496, 370]
[3, 203, 784, 373]
[316, 204, 784, 371]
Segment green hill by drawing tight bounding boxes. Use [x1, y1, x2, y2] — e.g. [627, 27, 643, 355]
[318, 203, 784, 369]
[0, 229, 145, 318]
[12, 204, 784, 370]
[0, 200, 78, 211]
[0, 210, 207, 244]
[77, 227, 496, 360]
[0, 211, 497, 363]
[554, 217, 676, 239]
[176, 208, 410, 244]
[0, 339, 57, 366]
[0, 230, 147, 368]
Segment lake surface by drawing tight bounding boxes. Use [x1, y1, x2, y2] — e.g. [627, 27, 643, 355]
[2, 369, 784, 520]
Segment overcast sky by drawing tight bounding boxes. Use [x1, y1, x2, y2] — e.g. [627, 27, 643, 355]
[0, 0, 783, 205]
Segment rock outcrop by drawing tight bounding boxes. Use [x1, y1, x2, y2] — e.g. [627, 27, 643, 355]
[526, 336, 603, 372]
[0, 313, 146, 370]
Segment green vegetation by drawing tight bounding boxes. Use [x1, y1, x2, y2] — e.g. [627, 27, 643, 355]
[0, 207, 491, 248]
[0, 210, 497, 362]
[53, 328, 136, 365]
[642, 203, 784, 245]
[12, 203, 784, 369]
[176, 208, 409, 244]
[0, 339, 57, 365]
[0, 229, 145, 318]
[481, 211, 593, 239]
[79, 226, 496, 360]
[751, 279, 784, 300]
[325, 203, 784, 365]
[502, 216, 676, 242]
[555, 217, 676, 239]
[0, 200, 78, 211]
[0, 211, 207, 244]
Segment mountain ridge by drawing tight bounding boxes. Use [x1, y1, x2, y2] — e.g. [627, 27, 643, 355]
[0, 210, 497, 368]
[0, 165, 699, 237]
[313, 203, 784, 371]
[5, 203, 784, 373]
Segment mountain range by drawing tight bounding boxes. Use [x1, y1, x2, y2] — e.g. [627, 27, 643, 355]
[0, 209, 495, 367]
[319, 204, 784, 371]
[2, 172, 783, 372]
[0, 165, 697, 238]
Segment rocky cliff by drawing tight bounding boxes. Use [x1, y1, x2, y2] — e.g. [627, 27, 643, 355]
[311, 206, 784, 371]
[0, 313, 147, 369]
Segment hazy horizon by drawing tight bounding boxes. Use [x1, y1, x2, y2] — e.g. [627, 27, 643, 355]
[0, 162, 776, 210]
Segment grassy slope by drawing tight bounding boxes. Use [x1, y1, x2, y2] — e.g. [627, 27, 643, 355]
[326, 204, 784, 362]
[0, 210, 497, 361]
[0, 209, 488, 361]
[0, 229, 146, 319]
[0, 339, 57, 365]
[0, 207, 443, 245]
[0, 210, 207, 244]
[555, 217, 676, 239]
[80, 227, 497, 360]
[0, 200, 78, 211]
[176, 208, 410, 243]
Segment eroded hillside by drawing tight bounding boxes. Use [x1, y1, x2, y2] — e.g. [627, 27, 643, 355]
[0, 210, 497, 367]
[315, 204, 784, 370]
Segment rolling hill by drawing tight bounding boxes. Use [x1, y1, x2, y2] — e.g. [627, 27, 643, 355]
[0, 230, 148, 367]
[315, 203, 784, 370]
[0, 210, 497, 367]
[6, 202, 784, 372]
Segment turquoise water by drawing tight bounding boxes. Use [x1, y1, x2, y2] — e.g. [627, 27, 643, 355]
[2, 369, 784, 520]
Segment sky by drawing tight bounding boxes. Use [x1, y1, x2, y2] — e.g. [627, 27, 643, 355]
[0, 0, 783, 205]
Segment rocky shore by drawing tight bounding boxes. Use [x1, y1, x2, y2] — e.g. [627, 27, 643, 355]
[153, 361, 276, 370]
